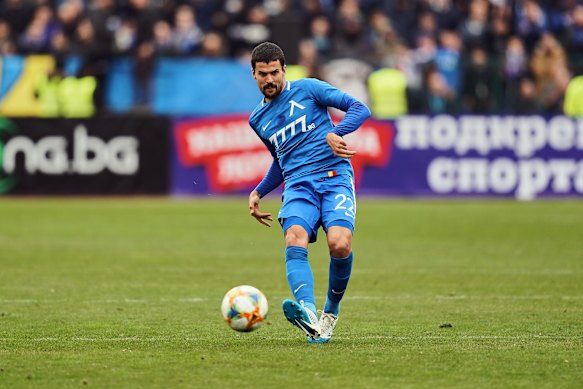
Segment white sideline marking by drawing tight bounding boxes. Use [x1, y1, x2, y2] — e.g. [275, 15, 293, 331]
[344, 295, 583, 301]
[0, 335, 579, 342]
[434, 295, 553, 300]
[0, 297, 209, 304]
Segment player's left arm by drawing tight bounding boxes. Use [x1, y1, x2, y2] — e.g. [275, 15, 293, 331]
[306, 79, 371, 158]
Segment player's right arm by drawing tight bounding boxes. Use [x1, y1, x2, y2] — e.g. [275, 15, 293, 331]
[249, 158, 282, 227]
[248, 124, 283, 227]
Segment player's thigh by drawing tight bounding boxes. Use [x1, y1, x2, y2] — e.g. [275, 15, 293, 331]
[320, 175, 357, 232]
[278, 183, 321, 242]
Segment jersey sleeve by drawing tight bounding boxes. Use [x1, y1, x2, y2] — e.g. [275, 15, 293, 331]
[303, 78, 371, 137]
[255, 158, 283, 198]
[249, 121, 284, 197]
[255, 139, 283, 198]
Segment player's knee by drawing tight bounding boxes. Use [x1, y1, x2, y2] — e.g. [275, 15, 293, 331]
[328, 240, 351, 258]
[327, 234, 352, 258]
[327, 227, 352, 258]
[285, 225, 309, 247]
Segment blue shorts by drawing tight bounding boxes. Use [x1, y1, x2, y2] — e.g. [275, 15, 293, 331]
[278, 172, 356, 243]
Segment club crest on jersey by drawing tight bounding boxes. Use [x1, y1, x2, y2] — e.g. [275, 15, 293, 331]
[289, 100, 305, 116]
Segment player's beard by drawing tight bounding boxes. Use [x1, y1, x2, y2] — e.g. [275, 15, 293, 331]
[262, 82, 282, 99]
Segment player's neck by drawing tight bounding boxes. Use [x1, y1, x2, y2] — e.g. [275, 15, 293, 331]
[264, 92, 279, 104]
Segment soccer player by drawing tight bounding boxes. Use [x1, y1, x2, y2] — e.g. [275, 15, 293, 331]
[247, 42, 371, 343]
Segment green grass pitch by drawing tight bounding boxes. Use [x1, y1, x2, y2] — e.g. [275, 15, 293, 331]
[0, 198, 581, 388]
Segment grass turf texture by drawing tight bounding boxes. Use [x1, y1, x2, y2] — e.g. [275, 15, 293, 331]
[0, 198, 581, 388]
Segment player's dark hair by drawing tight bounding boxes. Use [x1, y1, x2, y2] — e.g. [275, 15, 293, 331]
[251, 42, 286, 69]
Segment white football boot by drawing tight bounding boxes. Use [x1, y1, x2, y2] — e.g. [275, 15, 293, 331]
[308, 312, 337, 343]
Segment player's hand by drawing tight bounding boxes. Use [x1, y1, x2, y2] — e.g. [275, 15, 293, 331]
[326, 132, 356, 159]
[248, 190, 273, 227]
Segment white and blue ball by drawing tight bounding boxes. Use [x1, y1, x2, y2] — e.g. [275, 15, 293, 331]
[221, 285, 268, 332]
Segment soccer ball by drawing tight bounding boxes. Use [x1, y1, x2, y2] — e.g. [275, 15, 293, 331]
[221, 285, 268, 332]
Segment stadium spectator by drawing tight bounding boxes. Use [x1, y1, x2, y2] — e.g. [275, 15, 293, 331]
[124, 0, 158, 46]
[17, 4, 55, 54]
[56, 0, 84, 41]
[406, 33, 439, 112]
[227, 3, 270, 58]
[530, 32, 571, 113]
[426, 0, 462, 31]
[434, 29, 462, 108]
[458, 0, 489, 51]
[307, 14, 333, 61]
[563, 73, 583, 117]
[461, 46, 496, 113]
[514, 0, 548, 53]
[367, 66, 408, 118]
[365, 8, 400, 68]
[414, 11, 439, 43]
[86, 0, 116, 51]
[151, 19, 175, 56]
[200, 31, 229, 58]
[113, 19, 138, 55]
[69, 17, 109, 112]
[331, 0, 368, 59]
[391, 43, 421, 113]
[0, 19, 16, 55]
[385, 0, 419, 47]
[503, 36, 529, 112]
[515, 76, 540, 114]
[285, 38, 320, 80]
[424, 62, 456, 113]
[487, 4, 512, 55]
[0, 0, 35, 39]
[172, 5, 204, 56]
[300, 0, 335, 19]
[48, 29, 71, 71]
[564, 4, 583, 72]
[268, 0, 305, 64]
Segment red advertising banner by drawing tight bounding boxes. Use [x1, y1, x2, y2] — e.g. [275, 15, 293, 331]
[173, 115, 395, 194]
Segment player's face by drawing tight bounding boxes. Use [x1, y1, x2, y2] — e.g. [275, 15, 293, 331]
[253, 61, 286, 102]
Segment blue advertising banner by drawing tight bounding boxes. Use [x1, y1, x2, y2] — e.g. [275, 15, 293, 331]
[170, 115, 583, 199]
[152, 59, 262, 116]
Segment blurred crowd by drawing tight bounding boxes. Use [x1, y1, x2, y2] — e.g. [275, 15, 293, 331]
[1, 0, 583, 115]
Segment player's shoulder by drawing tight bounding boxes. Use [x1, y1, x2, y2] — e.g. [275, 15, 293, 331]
[291, 78, 333, 95]
[292, 78, 326, 89]
[249, 99, 266, 126]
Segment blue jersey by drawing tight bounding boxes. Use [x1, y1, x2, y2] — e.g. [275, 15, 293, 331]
[249, 78, 369, 188]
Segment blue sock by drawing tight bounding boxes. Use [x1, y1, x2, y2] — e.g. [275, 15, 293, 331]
[324, 252, 353, 316]
[285, 246, 316, 314]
